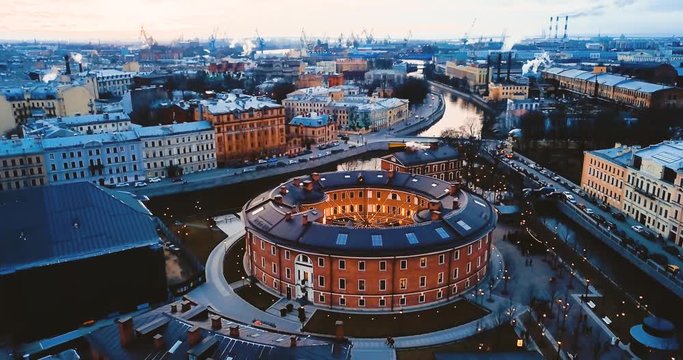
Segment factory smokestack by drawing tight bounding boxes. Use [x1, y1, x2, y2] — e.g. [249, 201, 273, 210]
[485, 54, 491, 90]
[563, 16, 568, 39]
[554, 16, 559, 39]
[496, 53, 502, 82]
[506, 52, 512, 81]
[548, 17, 553, 39]
[64, 55, 71, 75]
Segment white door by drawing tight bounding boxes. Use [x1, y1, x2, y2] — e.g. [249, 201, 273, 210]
[294, 254, 314, 301]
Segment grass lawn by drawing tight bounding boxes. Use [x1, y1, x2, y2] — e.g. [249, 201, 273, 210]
[303, 299, 489, 338]
[235, 284, 280, 311]
[396, 325, 525, 360]
[223, 237, 247, 283]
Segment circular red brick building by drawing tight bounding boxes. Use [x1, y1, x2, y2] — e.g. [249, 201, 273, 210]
[242, 170, 496, 311]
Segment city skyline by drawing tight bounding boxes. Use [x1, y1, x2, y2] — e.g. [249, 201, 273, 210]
[1, 0, 682, 43]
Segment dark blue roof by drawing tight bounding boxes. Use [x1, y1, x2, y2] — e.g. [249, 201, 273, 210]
[386, 144, 461, 167]
[0, 183, 160, 274]
[243, 171, 496, 257]
[87, 311, 345, 360]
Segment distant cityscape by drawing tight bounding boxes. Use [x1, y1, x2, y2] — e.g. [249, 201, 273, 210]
[1, 6, 683, 360]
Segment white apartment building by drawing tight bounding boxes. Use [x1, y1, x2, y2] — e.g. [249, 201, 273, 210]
[136, 121, 217, 178]
[91, 69, 134, 97]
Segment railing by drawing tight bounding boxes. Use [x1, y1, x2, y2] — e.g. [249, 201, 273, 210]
[155, 217, 207, 296]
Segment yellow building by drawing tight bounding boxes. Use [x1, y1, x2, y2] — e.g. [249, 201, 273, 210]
[445, 62, 491, 92]
[0, 137, 47, 191]
[336, 59, 368, 73]
[581, 145, 631, 209]
[488, 82, 530, 101]
[0, 83, 95, 130]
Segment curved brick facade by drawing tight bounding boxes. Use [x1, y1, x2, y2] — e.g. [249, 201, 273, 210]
[243, 170, 496, 311]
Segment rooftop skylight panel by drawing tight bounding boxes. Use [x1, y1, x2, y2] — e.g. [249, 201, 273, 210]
[250, 207, 265, 215]
[336, 233, 348, 245]
[371, 234, 383, 247]
[406, 232, 419, 244]
[457, 220, 472, 231]
[474, 200, 486, 207]
[435, 227, 449, 239]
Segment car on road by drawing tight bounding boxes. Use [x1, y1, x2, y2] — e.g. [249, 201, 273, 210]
[242, 168, 256, 173]
[172, 177, 184, 183]
[299, 158, 308, 163]
[551, 176, 560, 181]
[631, 225, 644, 233]
[598, 203, 610, 212]
[288, 159, 299, 164]
[115, 182, 130, 188]
[613, 212, 626, 221]
[134, 181, 147, 188]
[148, 177, 161, 183]
[257, 159, 267, 164]
[584, 208, 594, 215]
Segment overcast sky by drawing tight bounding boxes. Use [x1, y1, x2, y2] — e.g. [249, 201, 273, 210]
[0, 0, 681, 43]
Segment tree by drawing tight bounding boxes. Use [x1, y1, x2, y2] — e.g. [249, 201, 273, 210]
[271, 82, 296, 104]
[519, 110, 545, 140]
[393, 78, 430, 105]
[167, 164, 183, 178]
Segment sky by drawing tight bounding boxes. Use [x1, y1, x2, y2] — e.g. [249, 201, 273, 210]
[0, 0, 682, 43]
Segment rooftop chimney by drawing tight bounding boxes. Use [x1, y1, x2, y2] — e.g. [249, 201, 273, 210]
[187, 326, 202, 346]
[506, 52, 512, 81]
[181, 300, 191, 312]
[428, 199, 441, 211]
[449, 183, 459, 196]
[335, 321, 345, 341]
[153, 334, 165, 350]
[303, 180, 313, 191]
[170, 303, 178, 313]
[285, 212, 293, 221]
[302, 214, 309, 225]
[496, 53, 502, 82]
[210, 315, 222, 330]
[279, 185, 287, 195]
[64, 55, 71, 75]
[311, 172, 321, 182]
[429, 142, 439, 150]
[453, 199, 460, 209]
[293, 178, 301, 187]
[229, 326, 240, 338]
[117, 317, 134, 347]
[274, 195, 283, 205]
[290, 335, 298, 347]
[387, 169, 395, 179]
[431, 210, 442, 221]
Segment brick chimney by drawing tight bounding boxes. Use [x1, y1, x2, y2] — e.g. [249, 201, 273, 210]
[388, 169, 395, 179]
[453, 199, 460, 209]
[170, 303, 178, 313]
[187, 326, 202, 346]
[303, 180, 313, 191]
[210, 315, 222, 330]
[285, 212, 293, 221]
[302, 214, 309, 225]
[311, 172, 321, 182]
[117, 317, 134, 347]
[290, 335, 298, 347]
[429, 142, 439, 150]
[181, 300, 192, 312]
[229, 325, 240, 337]
[153, 334, 165, 350]
[431, 210, 442, 221]
[293, 178, 301, 187]
[274, 195, 283, 205]
[428, 199, 441, 211]
[449, 183, 459, 196]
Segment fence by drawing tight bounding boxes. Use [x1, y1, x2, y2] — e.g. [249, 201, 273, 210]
[156, 217, 207, 296]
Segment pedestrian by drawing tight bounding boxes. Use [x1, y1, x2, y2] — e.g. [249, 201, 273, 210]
[530, 258, 533, 266]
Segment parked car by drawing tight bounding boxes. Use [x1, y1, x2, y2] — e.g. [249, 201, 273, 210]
[242, 168, 256, 173]
[134, 181, 147, 188]
[288, 159, 299, 164]
[584, 208, 594, 215]
[598, 203, 610, 212]
[115, 182, 130, 188]
[172, 177, 184, 183]
[631, 225, 644, 233]
[298, 158, 309, 163]
[148, 177, 161, 183]
[613, 212, 626, 221]
[257, 159, 267, 164]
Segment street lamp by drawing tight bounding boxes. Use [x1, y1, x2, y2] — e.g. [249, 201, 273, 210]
[568, 263, 576, 289]
[502, 267, 511, 295]
[557, 341, 562, 360]
[583, 279, 590, 302]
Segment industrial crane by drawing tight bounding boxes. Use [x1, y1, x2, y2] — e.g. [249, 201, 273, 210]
[139, 25, 157, 47]
[255, 28, 265, 54]
[361, 28, 374, 45]
[403, 30, 412, 47]
[461, 17, 477, 45]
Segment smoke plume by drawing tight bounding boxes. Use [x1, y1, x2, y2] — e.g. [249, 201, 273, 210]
[522, 52, 552, 75]
[41, 66, 60, 82]
[71, 52, 83, 64]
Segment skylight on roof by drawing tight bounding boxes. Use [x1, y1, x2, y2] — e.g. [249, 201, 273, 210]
[435, 227, 449, 239]
[336, 233, 348, 245]
[412, 178, 419, 182]
[474, 200, 486, 207]
[377, 174, 384, 178]
[321, 177, 326, 181]
[457, 220, 472, 231]
[344, 175, 351, 178]
[371, 235, 383, 247]
[431, 183, 437, 187]
[250, 207, 265, 215]
[406, 232, 419, 244]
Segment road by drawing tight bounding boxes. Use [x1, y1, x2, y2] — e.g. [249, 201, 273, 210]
[487, 146, 683, 283]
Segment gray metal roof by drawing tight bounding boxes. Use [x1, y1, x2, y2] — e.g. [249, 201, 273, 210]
[0, 182, 160, 274]
[387, 144, 461, 167]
